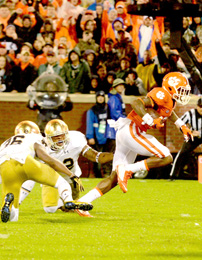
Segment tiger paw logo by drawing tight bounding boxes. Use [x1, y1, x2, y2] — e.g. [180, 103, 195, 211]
[156, 91, 165, 99]
[168, 76, 180, 88]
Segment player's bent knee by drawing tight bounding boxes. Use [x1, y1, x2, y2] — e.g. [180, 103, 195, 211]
[164, 155, 173, 165]
[44, 206, 58, 213]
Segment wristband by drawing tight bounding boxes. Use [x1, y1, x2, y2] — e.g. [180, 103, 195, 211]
[142, 113, 154, 126]
[174, 118, 185, 129]
[96, 152, 102, 163]
[82, 146, 91, 156]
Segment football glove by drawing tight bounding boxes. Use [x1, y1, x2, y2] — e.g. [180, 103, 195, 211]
[180, 125, 194, 142]
[152, 117, 164, 130]
[70, 176, 84, 192]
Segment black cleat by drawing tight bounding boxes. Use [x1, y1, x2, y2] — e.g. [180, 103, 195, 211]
[1, 193, 14, 223]
[64, 201, 93, 211]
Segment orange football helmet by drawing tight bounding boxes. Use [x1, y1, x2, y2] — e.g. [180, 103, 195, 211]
[162, 72, 191, 105]
[14, 121, 40, 135]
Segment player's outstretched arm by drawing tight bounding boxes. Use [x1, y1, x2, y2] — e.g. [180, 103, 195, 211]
[82, 145, 113, 163]
[169, 111, 194, 142]
[34, 143, 75, 177]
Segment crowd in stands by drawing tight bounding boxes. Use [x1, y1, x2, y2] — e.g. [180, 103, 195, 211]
[0, 0, 201, 95]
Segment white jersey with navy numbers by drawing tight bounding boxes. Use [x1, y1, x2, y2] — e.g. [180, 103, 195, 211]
[46, 131, 87, 179]
[0, 134, 43, 165]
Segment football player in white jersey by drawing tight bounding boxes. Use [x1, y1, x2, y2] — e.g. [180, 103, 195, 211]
[19, 119, 113, 217]
[0, 121, 93, 223]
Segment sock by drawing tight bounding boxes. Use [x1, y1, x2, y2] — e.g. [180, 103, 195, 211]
[79, 187, 103, 203]
[55, 175, 73, 202]
[10, 205, 19, 222]
[125, 160, 147, 173]
[19, 180, 36, 205]
[43, 198, 64, 213]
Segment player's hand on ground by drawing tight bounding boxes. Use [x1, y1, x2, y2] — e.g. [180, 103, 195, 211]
[70, 176, 85, 192]
[181, 125, 194, 142]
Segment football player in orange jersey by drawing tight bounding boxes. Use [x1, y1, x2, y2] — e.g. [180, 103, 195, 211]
[78, 72, 194, 209]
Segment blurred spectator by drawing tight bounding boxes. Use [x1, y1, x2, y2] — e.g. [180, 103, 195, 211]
[65, 0, 84, 24]
[105, 70, 116, 93]
[83, 18, 101, 45]
[100, 3, 117, 48]
[161, 41, 171, 58]
[15, 43, 35, 65]
[75, 10, 95, 41]
[42, 3, 59, 29]
[98, 37, 120, 72]
[87, 0, 113, 12]
[115, 1, 131, 29]
[132, 16, 161, 63]
[8, 10, 43, 44]
[182, 17, 195, 46]
[116, 56, 130, 79]
[5, 0, 16, 12]
[0, 4, 11, 29]
[88, 74, 100, 94]
[0, 43, 14, 66]
[33, 42, 54, 69]
[105, 17, 124, 44]
[60, 46, 91, 93]
[86, 90, 109, 178]
[38, 50, 61, 76]
[136, 49, 158, 92]
[75, 29, 100, 57]
[57, 43, 68, 67]
[124, 68, 146, 96]
[0, 55, 14, 92]
[0, 24, 23, 58]
[168, 50, 190, 76]
[96, 64, 108, 92]
[40, 19, 56, 44]
[113, 28, 138, 68]
[12, 49, 38, 92]
[83, 49, 97, 75]
[32, 39, 43, 57]
[189, 17, 202, 35]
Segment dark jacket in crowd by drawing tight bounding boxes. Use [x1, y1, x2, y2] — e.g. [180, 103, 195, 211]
[8, 12, 44, 44]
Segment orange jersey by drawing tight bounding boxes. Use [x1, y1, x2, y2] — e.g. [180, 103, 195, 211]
[127, 87, 176, 132]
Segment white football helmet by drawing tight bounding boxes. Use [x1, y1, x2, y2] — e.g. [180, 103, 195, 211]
[14, 121, 40, 135]
[44, 119, 69, 150]
[162, 72, 191, 105]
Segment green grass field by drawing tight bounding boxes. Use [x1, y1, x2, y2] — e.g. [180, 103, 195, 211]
[0, 178, 202, 260]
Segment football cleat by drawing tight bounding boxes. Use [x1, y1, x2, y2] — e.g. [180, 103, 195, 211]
[75, 209, 94, 218]
[1, 193, 14, 223]
[64, 201, 93, 211]
[116, 164, 132, 193]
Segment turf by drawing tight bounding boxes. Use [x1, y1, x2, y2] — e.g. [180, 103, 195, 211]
[0, 178, 202, 260]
